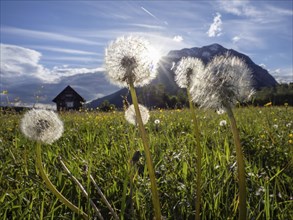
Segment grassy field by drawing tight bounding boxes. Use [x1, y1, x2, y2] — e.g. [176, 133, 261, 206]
[0, 106, 292, 219]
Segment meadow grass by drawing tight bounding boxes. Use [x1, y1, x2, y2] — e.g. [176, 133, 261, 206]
[0, 106, 292, 219]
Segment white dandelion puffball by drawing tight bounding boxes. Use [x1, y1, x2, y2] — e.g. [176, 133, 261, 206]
[154, 119, 160, 124]
[175, 57, 205, 88]
[20, 109, 64, 144]
[190, 54, 254, 110]
[219, 120, 227, 127]
[125, 104, 150, 125]
[105, 36, 159, 87]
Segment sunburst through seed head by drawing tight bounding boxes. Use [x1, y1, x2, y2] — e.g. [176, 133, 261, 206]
[125, 104, 150, 126]
[174, 57, 205, 88]
[190, 54, 254, 110]
[105, 36, 159, 87]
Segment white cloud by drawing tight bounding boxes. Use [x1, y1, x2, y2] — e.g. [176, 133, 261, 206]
[270, 68, 293, 83]
[232, 36, 241, 43]
[173, 35, 183, 42]
[259, 63, 266, 69]
[207, 12, 223, 37]
[0, 44, 103, 83]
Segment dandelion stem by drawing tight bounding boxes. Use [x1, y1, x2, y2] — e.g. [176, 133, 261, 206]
[187, 89, 202, 220]
[58, 157, 104, 220]
[129, 82, 162, 220]
[226, 107, 247, 220]
[35, 143, 89, 219]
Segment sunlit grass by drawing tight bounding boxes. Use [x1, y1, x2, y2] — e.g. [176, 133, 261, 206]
[0, 107, 292, 219]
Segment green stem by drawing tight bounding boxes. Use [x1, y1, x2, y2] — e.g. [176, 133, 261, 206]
[35, 143, 89, 219]
[226, 107, 247, 220]
[129, 83, 162, 220]
[187, 89, 202, 220]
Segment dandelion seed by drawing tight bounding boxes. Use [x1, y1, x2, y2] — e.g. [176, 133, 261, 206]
[219, 120, 227, 127]
[190, 54, 254, 110]
[125, 104, 150, 125]
[174, 57, 205, 88]
[20, 109, 64, 144]
[104, 35, 158, 87]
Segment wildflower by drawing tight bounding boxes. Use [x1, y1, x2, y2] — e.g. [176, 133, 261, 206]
[255, 186, 265, 196]
[264, 102, 272, 107]
[104, 36, 158, 87]
[154, 119, 160, 124]
[174, 57, 205, 88]
[20, 109, 64, 144]
[286, 122, 292, 127]
[125, 104, 150, 125]
[272, 124, 278, 129]
[190, 54, 254, 110]
[219, 120, 227, 127]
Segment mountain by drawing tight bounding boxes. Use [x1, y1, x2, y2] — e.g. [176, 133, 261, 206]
[87, 43, 278, 109]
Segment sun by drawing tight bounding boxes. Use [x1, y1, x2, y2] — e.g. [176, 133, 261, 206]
[148, 46, 162, 64]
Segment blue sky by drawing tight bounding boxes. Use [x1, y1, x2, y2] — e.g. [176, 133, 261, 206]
[1, 0, 292, 108]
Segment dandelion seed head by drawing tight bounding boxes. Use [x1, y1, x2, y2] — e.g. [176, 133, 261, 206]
[20, 109, 64, 144]
[105, 36, 158, 87]
[154, 119, 160, 124]
[125, 104, 150, 125]
[174, 57, 205, 88]
[216, 108, 226, 115]
[190, 54, 254, 110]
[219, 120, 227, 127]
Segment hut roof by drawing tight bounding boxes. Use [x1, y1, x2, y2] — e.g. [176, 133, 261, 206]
[52, 85, 85, 103]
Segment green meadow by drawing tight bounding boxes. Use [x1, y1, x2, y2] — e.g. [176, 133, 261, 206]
[1, 106, 292, 219]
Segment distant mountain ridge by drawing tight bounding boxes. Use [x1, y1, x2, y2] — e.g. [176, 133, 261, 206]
[88, 43, 278, 109]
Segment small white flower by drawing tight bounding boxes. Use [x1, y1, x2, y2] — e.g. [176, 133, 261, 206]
[20, 109, 64, 144]
[273, 124, 278, 129]
[125, 104, 150, 125]
[286, 122, 292, 127]
[219, 120, 227, 127]
[154, 119, 160, 124]
[104, 35, 158, 87]
[255, 186, 265, 196]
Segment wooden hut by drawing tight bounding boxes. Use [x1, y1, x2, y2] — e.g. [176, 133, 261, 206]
[52, 85, 85, 111]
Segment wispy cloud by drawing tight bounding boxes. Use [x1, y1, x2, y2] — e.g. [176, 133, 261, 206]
[207, 12, 223, 37]
[141, 6, 168, 25]
[173, 35, 183, 42]
[128, 23, 165, 30]
[30, 46, 99, 55]
[2, 26, 100, 45]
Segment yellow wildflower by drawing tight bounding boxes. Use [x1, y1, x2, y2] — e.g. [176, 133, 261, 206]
[264, 102, 272, 107]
